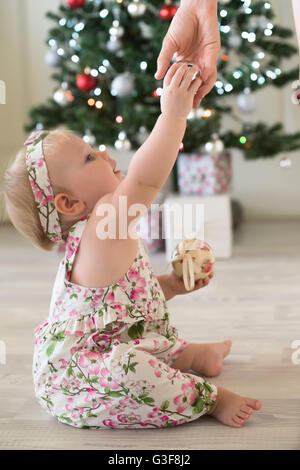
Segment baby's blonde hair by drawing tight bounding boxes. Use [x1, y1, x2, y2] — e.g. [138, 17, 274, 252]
[3, 128, 81, 251]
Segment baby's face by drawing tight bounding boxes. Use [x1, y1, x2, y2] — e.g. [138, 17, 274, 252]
[47, 133, 124, 213]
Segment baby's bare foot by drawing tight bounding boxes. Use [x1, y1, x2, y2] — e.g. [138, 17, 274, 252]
[191, 340, 232, 377]
[207, 386, 262, 428]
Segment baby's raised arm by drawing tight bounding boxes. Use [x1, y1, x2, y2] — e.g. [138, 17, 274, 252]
[93, 62, 202, 239]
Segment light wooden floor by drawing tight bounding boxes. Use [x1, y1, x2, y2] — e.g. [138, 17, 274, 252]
[0, 220, 300, 450]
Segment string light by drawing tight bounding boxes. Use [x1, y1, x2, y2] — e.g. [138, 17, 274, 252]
[98, 65, 107, 74]
[99, 9, 109, 18]
[88, 98, 95, 106]
[95, 100, 103, 109]
[115, 115, 123, 123]
[240, 136, 247, 144]
[202, 109, 214, 118]
[233, 71, 242, 79]
[74, 22, 85, 32]
[252, 61, 260, 69]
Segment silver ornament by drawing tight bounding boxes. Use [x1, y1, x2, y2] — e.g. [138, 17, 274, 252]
[45, 49, 63, 67]
[204, 133, 224, 156]
[136, 126, 150, 145]
[228, 33, 242, 49]
[237, 88, 256, 114]
[53, 88, 69, 106]
[127, 0, 146, 17]
[111, 72, 135, 98]
[106, 36, 122, 52]
[114, 138, 131, 150]
[139, 21, 152, 39]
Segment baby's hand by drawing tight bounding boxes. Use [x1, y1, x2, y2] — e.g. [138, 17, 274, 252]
[160, 62, 203, 120]
[167, 269, 214, 296]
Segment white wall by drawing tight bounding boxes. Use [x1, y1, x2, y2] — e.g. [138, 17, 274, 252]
[0, 0, 299, 221]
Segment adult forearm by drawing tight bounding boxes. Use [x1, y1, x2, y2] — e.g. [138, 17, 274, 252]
[127, 113, 186, 189]
[157, 274, 176, 301]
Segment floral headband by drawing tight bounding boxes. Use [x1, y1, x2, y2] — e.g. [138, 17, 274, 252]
[24, 130, 63, 243]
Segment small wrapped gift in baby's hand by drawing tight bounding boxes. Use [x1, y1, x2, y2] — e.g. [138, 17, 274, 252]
[170, 238, 215, 293]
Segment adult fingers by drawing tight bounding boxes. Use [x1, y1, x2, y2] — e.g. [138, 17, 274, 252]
[192, 71, 217, 107]
[155, 34, 177, 80]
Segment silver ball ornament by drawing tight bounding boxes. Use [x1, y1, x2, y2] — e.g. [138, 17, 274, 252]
[45, 49, 63, 67]
[237, 88, 257, 114]
[127, 0, 146, 17]
[111, 72, 135, 98]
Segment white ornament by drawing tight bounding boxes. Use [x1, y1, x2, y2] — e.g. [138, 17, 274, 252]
[139, 21, 152, 39]
[106, 36, 122, 52]
[136, 126, 150, 145]
[228, 33, 242, 49]
[204, 133, 224, 156]
[114, 138, 131, 150]
[53, 88, 69, 106]
[111, 72, 135, 98]
[127, 0, 146, 18]
[171, 239, 215, 291]
[237, 88, 256, 114]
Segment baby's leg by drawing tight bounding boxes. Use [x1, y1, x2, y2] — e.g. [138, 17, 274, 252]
[171, 341, 232, 377]
[115, 343, 261, 429]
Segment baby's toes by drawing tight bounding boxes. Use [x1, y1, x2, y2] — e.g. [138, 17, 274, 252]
[237, 410, 252, 421]
[241, 404, 254, 415]
[245, 397, 262, 411]
[232, 416, 245, 426]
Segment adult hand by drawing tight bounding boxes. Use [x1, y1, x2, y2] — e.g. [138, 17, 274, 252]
[155, 0, 220, 108]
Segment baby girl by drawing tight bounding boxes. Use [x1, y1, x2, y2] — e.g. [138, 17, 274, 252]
[4, 62, 261, 429]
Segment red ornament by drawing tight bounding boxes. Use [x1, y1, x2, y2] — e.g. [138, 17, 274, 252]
[76, 74, 98, 93]
[159, 4, 178, 21]
[297, 90, 300, 101]
[66, 0, 85, 8]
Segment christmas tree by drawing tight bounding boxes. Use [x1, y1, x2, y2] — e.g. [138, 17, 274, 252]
[25, 0, 300, 173]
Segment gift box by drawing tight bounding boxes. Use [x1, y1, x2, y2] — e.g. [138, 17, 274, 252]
[177, 152, 232, 195]
[136, 206, 165, 254]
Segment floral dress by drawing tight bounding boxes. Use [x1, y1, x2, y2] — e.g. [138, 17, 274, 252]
[33, 214, 218, 429]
